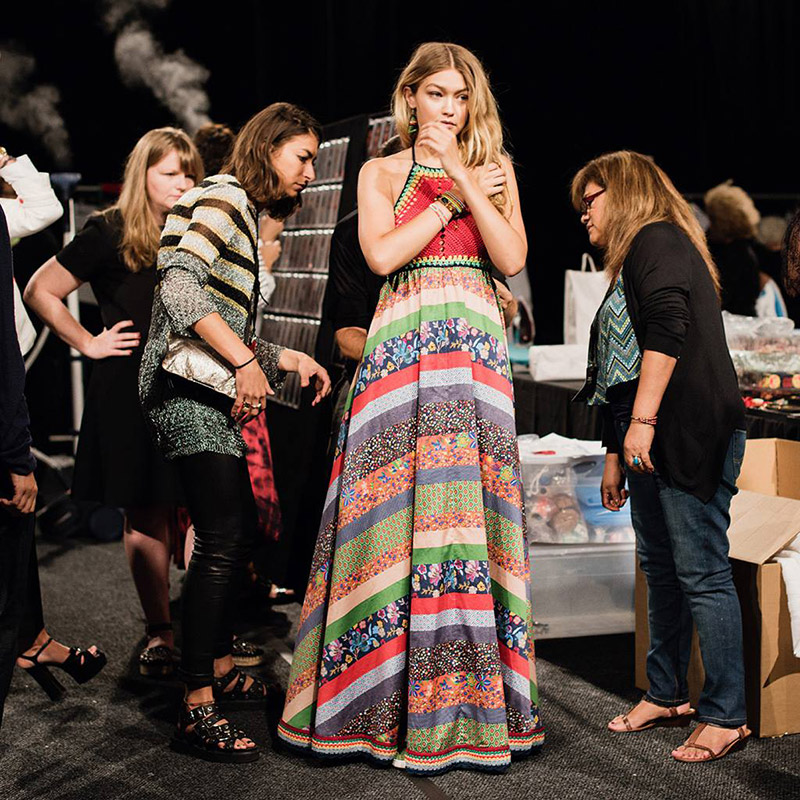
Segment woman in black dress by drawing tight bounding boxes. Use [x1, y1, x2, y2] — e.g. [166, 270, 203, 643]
[25, 128, 203, 676]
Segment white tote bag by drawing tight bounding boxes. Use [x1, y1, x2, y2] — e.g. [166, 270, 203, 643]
[563, 253, 609, 347]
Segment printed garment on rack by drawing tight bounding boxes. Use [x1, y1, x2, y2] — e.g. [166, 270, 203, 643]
[278, 158, 543, 776]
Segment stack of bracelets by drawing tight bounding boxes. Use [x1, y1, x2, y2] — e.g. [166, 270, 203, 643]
[430, 190, 467, 230]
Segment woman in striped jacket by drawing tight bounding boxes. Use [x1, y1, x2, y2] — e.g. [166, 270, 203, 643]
[140, 103, 331, 763]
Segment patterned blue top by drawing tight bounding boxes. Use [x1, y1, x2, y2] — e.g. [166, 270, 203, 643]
[588, 273, 642, 406]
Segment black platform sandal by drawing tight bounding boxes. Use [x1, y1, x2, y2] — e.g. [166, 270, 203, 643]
[139, 623, 175, 678]
[212, 666, 270, 709]
[18, 637, 107, 701]
[231, 638, 266, 668]
[170, 701, 260, 764]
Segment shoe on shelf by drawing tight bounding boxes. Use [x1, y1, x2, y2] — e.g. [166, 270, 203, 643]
[170, 701, 259, 764]
[139, 622, 176, 678]
[231, 637, 266, 668]
[18, 636, 107, 701]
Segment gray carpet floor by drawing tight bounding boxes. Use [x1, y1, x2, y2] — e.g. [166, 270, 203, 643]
[1, 536, 799, 800]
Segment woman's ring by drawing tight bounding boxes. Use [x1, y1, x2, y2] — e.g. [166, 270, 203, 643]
[632, 456, 641, 466]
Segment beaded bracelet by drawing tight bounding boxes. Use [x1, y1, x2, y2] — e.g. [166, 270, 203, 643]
[234, 355, 257, 370]
[437, 190, 466, 218]
[631, 415, 658, 426]
[429, 202, 449, 230]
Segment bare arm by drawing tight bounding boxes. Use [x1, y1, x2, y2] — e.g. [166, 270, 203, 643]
[357, 159, 445, 276]
[493, 279, 518, 327]
[24, 256, 140, 358]
[449, 156, 527, 276]
[335, 327, 368, 361]
[415, 124, 527, 276]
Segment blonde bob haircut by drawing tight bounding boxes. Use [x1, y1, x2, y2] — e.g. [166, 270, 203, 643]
[114, 127, 203, 273]
[392, 42, 510, 213]
[704, 180, 760, 242]
[571, 150, 720, 295]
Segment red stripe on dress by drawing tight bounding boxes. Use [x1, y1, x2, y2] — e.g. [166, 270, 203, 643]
[351, 363, 419, 416]
[317, 630, 407, 706]
[472, 360, 513, 400]
[498, 640, 531, 679]
[410, 592, 494, 614]
[417, 349, 473, 371]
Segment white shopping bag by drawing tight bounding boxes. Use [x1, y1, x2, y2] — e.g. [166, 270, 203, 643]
[528, 343, 587, 382]
[563, 253, 609, 347]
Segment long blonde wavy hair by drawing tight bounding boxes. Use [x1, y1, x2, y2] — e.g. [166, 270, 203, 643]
[113, 127, 203, 272]
[571, 150, 720, 295]
[392, 42, 510, 213]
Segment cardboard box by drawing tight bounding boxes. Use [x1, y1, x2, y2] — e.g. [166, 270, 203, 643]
[635, 439, 800, 738]
[736, 438, 800, 500]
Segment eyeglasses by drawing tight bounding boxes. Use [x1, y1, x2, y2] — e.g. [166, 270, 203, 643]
[580, 188, 606, 215]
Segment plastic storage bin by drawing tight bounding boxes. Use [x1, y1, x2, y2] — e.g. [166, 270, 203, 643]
[529, 542, 636, 639]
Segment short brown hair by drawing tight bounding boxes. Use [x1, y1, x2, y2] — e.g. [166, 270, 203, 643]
[223, 103, 321, 219]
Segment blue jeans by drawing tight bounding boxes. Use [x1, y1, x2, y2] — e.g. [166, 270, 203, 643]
[618, 423, 747, 728]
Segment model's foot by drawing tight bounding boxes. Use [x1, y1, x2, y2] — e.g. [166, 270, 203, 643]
[144, 629, 175, 652]
[183, 702, 256, 751]
[213, 656, 266, 698]
[183, 688, 256, 752]
[608, 699, 692, 732]
[16, 634, 99, 669]
[672, 724, 750, 762]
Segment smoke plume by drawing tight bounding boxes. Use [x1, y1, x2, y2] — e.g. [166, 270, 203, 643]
[101, 1, 211, 134]
[0, 48, 72, 167]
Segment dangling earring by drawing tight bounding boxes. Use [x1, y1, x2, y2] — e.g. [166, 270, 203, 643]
[408, 108, 418, 137]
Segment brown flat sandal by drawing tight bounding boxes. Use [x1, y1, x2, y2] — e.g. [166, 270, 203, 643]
[672, 723, 750, 763]
[612, 704, 696, 732]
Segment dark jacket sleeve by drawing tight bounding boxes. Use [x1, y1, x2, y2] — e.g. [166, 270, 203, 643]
[601, 406, 620, 454]
[0, 206, 36, 478]
[330, 213, 374, 331]
[626, 223, 692, 358]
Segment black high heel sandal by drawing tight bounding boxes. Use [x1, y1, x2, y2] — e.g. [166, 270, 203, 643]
[139, 622, 175, 678]
[170, 701, 260, 764]
[18, 637, 107, 701]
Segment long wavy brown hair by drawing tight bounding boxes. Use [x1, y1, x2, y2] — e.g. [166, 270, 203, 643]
[391, 42, 511, 214]
[222, 102, 321, 219]
[571, 150, 720, 295]
[113, 128, 203, 273]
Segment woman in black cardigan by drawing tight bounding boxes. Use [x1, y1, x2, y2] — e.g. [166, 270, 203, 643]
[572, 151, 749, 763]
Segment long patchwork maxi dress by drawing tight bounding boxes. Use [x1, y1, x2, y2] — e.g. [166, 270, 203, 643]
[278, 158, 544, 775]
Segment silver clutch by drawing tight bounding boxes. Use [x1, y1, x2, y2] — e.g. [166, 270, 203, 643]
[161, 332, 238, 399]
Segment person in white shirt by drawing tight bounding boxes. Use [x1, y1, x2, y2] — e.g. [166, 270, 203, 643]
[0, 148, 64, 354]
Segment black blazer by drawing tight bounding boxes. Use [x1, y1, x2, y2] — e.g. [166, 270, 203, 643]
[0, 205, 36, 485]
[575, 222, 745, 503]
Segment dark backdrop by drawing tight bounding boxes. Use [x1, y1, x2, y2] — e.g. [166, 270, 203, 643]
[5, 0, 800, 343]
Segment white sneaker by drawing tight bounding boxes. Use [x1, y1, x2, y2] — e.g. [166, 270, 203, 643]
[392, 756, 406, 769]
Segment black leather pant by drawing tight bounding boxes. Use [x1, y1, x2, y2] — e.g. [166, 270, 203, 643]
[176, 452, 258, 689]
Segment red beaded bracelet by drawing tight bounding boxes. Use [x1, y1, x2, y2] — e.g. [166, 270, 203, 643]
[631, 415, 658, 426]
